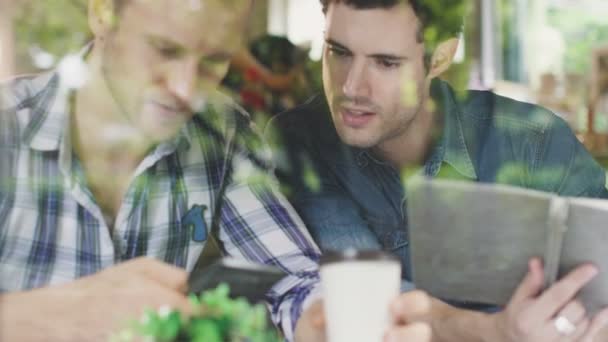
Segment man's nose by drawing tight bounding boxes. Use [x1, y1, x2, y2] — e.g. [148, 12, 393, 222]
[167, 57, 199, 106]
[342, 58, 371, 99]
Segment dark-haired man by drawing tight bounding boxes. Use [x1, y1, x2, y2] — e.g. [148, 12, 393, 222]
[269, 1, 608, 341]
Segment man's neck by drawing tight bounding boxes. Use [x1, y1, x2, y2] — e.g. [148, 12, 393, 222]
[373, 100, 441, 171]
[70, 51, 154, 226]
[71, 47, 151, 174]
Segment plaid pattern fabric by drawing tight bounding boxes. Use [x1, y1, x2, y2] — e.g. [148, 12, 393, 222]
[0, 72, 321, 340]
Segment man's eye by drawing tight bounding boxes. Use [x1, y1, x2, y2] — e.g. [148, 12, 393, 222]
[328, 46, 349, 58]
[377, 59, 401, 69]
[158, 47, 181, 59]
[148, 40, 183, 59]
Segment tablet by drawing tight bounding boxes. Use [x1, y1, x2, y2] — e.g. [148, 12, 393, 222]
[188, 258, 286, 303]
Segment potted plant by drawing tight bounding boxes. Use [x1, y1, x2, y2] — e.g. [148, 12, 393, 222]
[112, 284, 280, 342]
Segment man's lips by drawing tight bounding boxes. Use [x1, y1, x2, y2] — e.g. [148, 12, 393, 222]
[149, 100, 187, 118]
[341, 107, 376, 128]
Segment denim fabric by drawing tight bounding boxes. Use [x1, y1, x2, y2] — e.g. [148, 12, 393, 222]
[267, 79, 608, 301]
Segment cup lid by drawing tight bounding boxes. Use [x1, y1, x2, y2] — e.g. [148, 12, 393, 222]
[320, 249, 400, 266]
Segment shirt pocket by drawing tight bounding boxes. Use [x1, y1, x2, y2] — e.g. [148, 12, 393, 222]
[363, 214, 412, 279]
[363, 214, 408, 249]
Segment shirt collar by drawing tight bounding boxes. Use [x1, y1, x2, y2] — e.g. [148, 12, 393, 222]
[152, 122, 192, 157]
[429, 79, 477, 180]
[355, 79, 477, 180]
[25, 44, 93, 153]
[23, 72, 70, 152]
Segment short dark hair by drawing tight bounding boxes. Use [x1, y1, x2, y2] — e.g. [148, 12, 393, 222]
[320, 0, 466, 50]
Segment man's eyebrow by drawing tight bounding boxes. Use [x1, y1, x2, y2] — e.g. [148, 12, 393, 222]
[145, 35, 233, 60]
[146, 35, 182, 47]
[325, 38, 408, 61]
[368, 53, 408, 61]
[325, 38, 350, 52]
[202, 52, 233, 60]
[145, 35, 187, 55]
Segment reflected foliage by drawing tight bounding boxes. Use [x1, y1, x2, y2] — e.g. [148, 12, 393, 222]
[13, 0, 89, 70]
[548, 8, 608, 75]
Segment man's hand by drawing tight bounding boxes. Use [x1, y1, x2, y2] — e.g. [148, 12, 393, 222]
[0, 257, 191, 342]
[381, 259, 608, 342]
[489, 258, 608, 342]
[386, 290, 432, 342]
[295, 300, 327, 342]
[294, 291, 432, 342]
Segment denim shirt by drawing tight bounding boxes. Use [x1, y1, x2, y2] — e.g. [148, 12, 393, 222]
[267, 79, 608, 294]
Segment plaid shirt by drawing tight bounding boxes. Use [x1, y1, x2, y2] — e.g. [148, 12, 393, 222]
[0, 71, 321, 340]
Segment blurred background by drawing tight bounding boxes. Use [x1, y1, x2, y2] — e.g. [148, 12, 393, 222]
[1, 0, 607, 167]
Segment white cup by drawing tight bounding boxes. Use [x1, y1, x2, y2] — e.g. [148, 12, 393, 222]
[320, 250, 401, 342]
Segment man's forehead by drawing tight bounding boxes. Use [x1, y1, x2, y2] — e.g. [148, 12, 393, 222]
[121, 0, 249, 47]
[125, 0, 250, 19]
[324, 2, 421, 54]
[325, 2, 419, 31]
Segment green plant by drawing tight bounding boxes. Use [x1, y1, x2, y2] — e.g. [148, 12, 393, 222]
[113, 284, 280, 342]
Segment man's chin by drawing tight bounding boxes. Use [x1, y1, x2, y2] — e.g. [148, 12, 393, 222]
[142, 125, 183, 144]
[141, 115, 189, 143]
[336, 130, 378, 149]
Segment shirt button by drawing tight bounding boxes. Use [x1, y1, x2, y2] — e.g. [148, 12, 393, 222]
[356, 153, 369, 167]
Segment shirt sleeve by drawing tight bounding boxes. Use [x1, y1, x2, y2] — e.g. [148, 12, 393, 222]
[535, 115, 608, 198]
[216, 119, 322, 341]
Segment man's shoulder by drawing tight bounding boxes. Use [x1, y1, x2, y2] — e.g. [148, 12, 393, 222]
[190, 94, 257, 140]
[270, 94, 324, 129]
[0, 73, 58, 144]
[0, 73, 57, 182]
[264, 94, 353, 189]
[462, 89, 569, 135]
[188, 95, 274, 167]
[1, 72, 57, 110]
[266, 94, 338, 145]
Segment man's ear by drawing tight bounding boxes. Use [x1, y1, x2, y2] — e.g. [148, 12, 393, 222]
[88, 0, 116, 36]
[427, 38, 459, 79]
